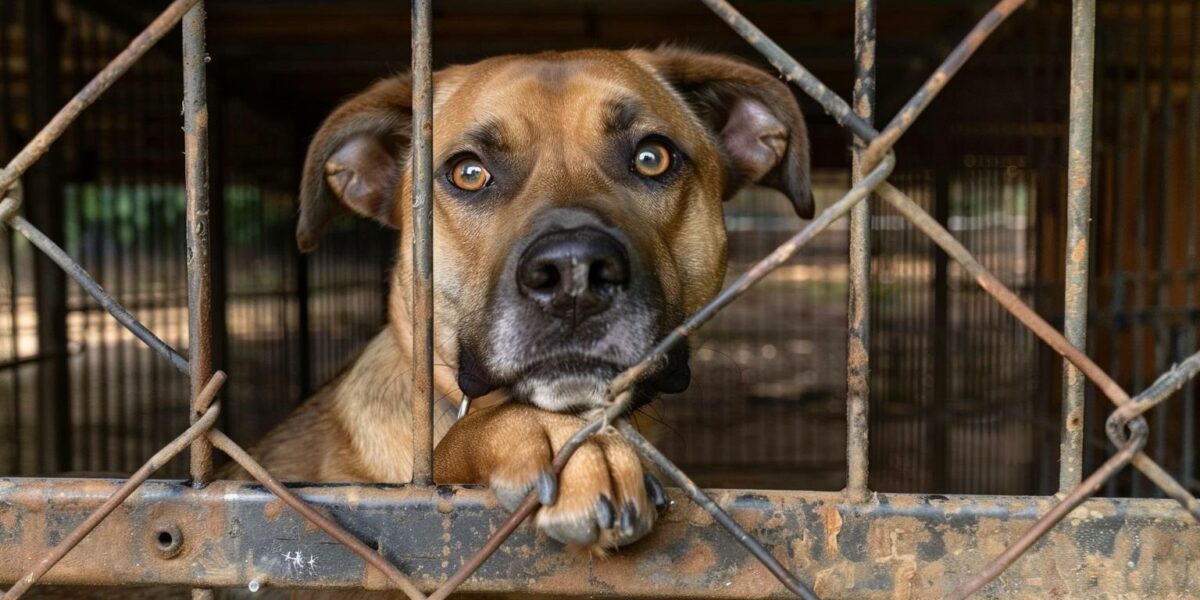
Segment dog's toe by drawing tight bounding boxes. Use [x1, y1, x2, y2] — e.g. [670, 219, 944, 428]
[492, 469, 556, 512]
[534, 430, 657, 549]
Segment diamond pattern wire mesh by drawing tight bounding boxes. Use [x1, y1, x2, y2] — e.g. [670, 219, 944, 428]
[1, 0, 1199, 598]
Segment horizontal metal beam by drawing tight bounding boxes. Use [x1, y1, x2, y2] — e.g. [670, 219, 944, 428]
[1, 480, 1196, 598]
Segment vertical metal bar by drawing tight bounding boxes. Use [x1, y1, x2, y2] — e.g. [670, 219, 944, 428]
[24, 0, 70, 474]
[183, 2, 213, 484]
[1060, 0, 1095, 493]
[410, 0, 435, 486]
[183, 4, 214, 598]
[1183, 0, 1200, 489]
[845, 0, 875, 502]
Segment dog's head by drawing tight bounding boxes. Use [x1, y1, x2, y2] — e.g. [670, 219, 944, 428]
[297, 48, 811, 413]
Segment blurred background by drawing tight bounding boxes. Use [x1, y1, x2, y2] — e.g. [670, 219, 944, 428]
[0, 0, 1196, 499]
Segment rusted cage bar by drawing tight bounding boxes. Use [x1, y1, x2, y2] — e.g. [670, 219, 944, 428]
[845, 0, 874, 502]
[410, 0, 435, 487]
[1060, 0, 1095, 493]
[5, 480, 1200, 597]
[182, 0, 213, 489]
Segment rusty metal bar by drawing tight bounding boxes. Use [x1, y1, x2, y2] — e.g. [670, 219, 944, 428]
[1060, 0, 1095, 493]
[4, 480, 1198, 597]
[183, 1, 214, 493]
[618, 421, 820, 600]
[608, 155, 894, 396]
[0, 0, 199, 197]
[0, 373, 224, 600]
[844, 0, 875, 503]
[1, 203, 189, 374]
[859, 0, 1025, 171]
[948, 416, 1148, 600]
[207, 430, 426, 600]
[410, 0, 435, 487]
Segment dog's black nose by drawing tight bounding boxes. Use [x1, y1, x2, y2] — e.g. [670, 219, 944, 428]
[517, 227, 630, 322]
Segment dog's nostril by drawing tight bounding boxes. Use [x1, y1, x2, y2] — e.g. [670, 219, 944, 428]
[528, 263, 559, 290]
[590, 258, 626, 288]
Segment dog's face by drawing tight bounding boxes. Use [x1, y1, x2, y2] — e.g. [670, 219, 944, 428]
[297, 48, 812, 413]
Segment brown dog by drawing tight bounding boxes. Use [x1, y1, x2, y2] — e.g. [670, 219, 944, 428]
[234, 47, 812, 551]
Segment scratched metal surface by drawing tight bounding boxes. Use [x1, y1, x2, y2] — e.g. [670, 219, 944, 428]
[2, 479, 1197, 598]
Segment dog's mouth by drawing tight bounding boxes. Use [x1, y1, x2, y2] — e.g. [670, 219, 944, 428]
[457, 341, 691, 413]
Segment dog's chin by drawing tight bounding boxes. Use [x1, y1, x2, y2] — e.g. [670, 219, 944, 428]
[513, 374, 612, 414]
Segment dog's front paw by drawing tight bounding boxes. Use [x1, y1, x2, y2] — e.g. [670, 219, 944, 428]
[434, 403, 666, 550]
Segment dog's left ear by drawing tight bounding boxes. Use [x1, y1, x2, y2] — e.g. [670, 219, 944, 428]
[633, 48, 814, 218]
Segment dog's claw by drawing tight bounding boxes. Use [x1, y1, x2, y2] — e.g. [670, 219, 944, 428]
[619, 503, 637, 538]
[537, 471, 558, 505]
[644, 473, 667, 512]
[596, 494, 615, 529]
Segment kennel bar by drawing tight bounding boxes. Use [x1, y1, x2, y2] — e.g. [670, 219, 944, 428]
[182, 0, 213, 490]
[1060, 0, 1095, 493]
[411, 0, 435, 488]
[845, 0, 874, 502]
[183, 3, 215, 600]
[1, 480, 1198, 597]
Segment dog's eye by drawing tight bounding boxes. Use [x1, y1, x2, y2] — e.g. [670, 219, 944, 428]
[449, 158, 492, 191]
[632, 141, 671, 177]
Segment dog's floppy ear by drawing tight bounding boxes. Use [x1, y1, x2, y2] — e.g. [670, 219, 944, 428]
[634, 47, 814, 218]
[297, 75, 412, 252]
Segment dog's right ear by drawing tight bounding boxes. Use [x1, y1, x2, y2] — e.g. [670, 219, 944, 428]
[297, 75, 412, 252]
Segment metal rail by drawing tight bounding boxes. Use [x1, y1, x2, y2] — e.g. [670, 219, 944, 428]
[845, 0, 875, 503]
[2, 0, 1199, 598]
[410, 0, 435, 488]
[1060, 0, 1095, 493]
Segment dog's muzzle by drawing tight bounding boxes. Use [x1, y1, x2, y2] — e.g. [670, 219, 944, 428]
[460, 209, 690, 413]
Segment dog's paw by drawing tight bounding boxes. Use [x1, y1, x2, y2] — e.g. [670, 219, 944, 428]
[435, 403, 667, 550]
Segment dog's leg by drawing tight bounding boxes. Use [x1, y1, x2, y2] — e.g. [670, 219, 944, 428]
[434, 403, 666, 550]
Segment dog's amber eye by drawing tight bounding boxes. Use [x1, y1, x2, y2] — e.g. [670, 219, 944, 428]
[449, 158, 491, 191]
[633, 141, 671, 177]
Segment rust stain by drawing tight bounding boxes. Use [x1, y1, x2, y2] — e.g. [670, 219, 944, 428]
[262, 498, 284, 522]
[821, 504, 843, 556]
[676, 539, 718, 577]
[1072, 238, 1088, 263]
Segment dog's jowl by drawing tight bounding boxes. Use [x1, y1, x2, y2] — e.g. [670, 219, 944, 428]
[235, 48, 812, 551]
